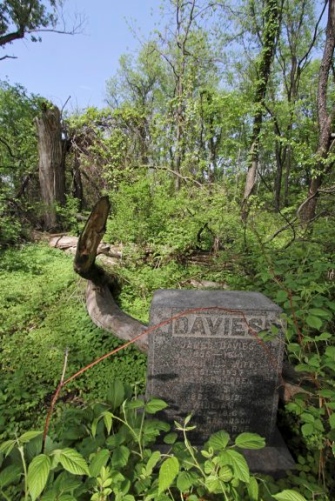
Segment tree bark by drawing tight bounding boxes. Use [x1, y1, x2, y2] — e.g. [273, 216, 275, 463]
[35, 104, 66, 230]
[299, 0, 335, 223]
[72, 151, 83, 211]
[241, 0, 280, 221]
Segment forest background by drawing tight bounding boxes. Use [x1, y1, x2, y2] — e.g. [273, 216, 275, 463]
[1, 1, 335, 500]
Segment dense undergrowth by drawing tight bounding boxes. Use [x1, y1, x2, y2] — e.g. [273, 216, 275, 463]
[0, 379, 305, 501]
[0, 245, 147, 438]
[1, 190, 335, 499]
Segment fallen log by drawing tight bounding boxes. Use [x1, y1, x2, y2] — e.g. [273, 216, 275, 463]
[50, 235, 122, 258]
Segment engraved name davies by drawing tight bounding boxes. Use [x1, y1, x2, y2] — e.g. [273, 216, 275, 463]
[172, 313, 270, 337]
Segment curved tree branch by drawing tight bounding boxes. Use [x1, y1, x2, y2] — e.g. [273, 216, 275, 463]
[73, 196, 148, 352]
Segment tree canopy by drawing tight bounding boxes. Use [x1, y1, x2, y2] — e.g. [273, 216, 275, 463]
[0, 0, 83, 59]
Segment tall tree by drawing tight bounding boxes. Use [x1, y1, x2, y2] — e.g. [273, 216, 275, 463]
[106, 3, 221, 189]
[268, 0, 324, 210]
[152, 0, 219, 188]
[241, 0, 281, 220]
[106, 44, 165, 169]
[299, 0, 335, 222]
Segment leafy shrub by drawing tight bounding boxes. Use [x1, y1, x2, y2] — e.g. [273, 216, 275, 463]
[0, 379, 306, 501]
[106, 181, 242, 256]
[238, 234, 335, 499]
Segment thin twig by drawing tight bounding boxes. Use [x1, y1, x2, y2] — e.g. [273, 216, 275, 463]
[60, 348, 69, 384]
[42, 348, 69, 451]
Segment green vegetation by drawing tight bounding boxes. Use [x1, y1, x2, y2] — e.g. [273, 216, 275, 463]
[0, 245, 147, 438]
[1, 0, 335, 499]
[0, 379, 306, 501]
[1, 207, 335, 498]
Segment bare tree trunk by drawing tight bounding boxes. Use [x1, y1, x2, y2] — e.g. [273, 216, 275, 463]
[299, 0, 335, 223]
[72, 151, 83, 211]
[241, 0, 280, 221]
[274, 142, 283, 211]
[35, 104, 66, 230]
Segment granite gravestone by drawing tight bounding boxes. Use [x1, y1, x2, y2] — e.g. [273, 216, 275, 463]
[146, 290, 284, 444]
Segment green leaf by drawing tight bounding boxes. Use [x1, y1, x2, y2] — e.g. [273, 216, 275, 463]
[145, 450, 161, 475]
[201, 449, 213, 458]
[207, 430, 230, 450]
[301, 412, 314, 424]
[315, 332, 332, 341]
[205, 474, 221, 493]
[329, 413, 335, 430]
[235, 432, 265, 450]
[225, 449, 250, 483]
[41, 494, 76, 501]
[40, 492, 57, 501]
[19, 431, 43, 444]
[247, 476, 259, 501]
[91, 417, 99, 438]
[176, 471, 199, 491]
[306, 315, 323, 330]
[309, 308, 330, 318]
[143, 419, 170, 436]
[325, 346, 335, 359]
[26, 435, 49, 461]
[0, 464, 21, 488]
[301, 423, 314, 437]
[107, 380, 125, 410]
[276, 290, 288, 302]
[272, 489, 308, 501]
[218, 465, 233, 482]
[184, 414, 192, 426]
[112, 445, 130, 468]
[57, 472, 82, 492]
[145, 398, 168, 414]
[102, 411, 113, 435]
[27, 454, 51, 501]
[318, 389, 335, 398]
[89, 449, 110, 477]
[295, 363, 312, 372]
[58, 448, 89, 476]
[158, 456, 179, 493]
[106, 431, 126, 448]
[163, 432, 178, 445]
[125, 399, 145, 410]
[0, 439, 16, 457]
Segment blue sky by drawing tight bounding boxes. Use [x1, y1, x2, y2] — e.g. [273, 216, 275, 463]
[1, 0, 161, 111]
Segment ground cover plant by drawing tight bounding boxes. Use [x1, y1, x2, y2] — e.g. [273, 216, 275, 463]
[0, 244, 147, 439]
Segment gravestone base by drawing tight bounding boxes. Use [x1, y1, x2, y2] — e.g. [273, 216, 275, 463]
[242, 428, 295, 477]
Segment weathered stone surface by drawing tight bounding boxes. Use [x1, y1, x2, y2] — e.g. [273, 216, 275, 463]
[146, 290, 284, 444]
